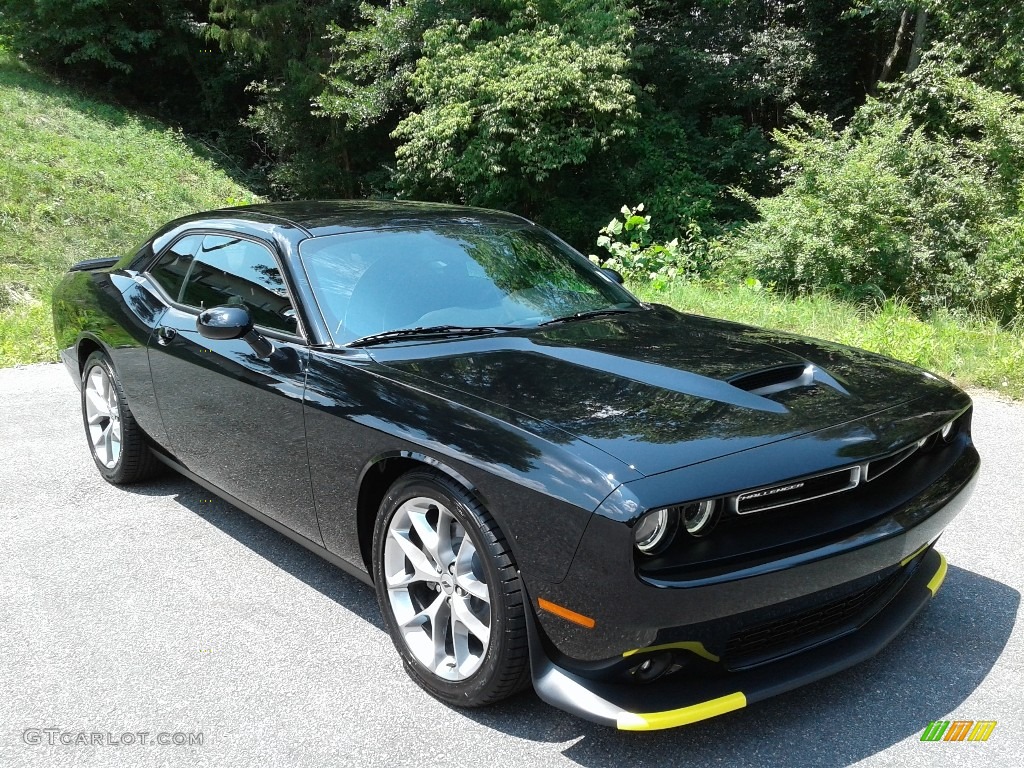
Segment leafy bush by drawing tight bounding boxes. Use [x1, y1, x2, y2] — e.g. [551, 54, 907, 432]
[208, 0, 361, 199]
[727, 62, 1024, 322]
[390, 3, 638, 215]
[590, 204, 715, 288]
[0, 0, 204, 75]
[978, 215, 1024, 324]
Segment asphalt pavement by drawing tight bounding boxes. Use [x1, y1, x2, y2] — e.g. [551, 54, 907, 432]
[1, 363, 1021, 768]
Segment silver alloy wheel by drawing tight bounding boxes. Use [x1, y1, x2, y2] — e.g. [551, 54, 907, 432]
[383, 496, 492, 681]
[84, 365, 122, 469]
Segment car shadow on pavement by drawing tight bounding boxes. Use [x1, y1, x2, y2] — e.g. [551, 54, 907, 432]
[126, 473, 385, 631]
[125, 476, 1017, 768]
[462, 564, 1019, 768]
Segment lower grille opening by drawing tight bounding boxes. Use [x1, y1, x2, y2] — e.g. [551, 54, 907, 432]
[724, 568, 904, 668]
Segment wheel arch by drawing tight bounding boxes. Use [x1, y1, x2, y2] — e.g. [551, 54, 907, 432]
[354, 450, 496, 578]
[76, 335, 106, 374]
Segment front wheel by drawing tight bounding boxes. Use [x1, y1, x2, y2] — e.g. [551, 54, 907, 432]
[372, 470, 531, 707]
[81, 351, 159, 484]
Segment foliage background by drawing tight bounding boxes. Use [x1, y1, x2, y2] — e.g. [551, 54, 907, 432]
[1, 0, 1023, 384]
[6, 0, 1011, 249]
[0, 48, 255, 365]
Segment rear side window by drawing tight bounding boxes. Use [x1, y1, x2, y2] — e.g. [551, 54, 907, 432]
[149, 235, 203, 302]
[149, 233, 299, 336]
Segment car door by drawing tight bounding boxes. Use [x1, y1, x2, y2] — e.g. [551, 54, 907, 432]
[144, 231, 323, 545]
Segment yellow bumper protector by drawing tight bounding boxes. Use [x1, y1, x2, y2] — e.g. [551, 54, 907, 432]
[617, 692, 747, 731]
[622, 641, 720, 663]
[926, 552, 948, 596]
[617, 551, 947, 730]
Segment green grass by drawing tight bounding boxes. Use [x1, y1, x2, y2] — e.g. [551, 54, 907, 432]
[0, 48, 258, 366]
[637, 281, 1024, 399]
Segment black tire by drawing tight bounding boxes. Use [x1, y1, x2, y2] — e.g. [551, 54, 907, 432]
[372, 469, 531, 707]
[80, 350, 160, 484]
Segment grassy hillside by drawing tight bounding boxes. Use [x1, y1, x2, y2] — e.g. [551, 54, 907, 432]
[0, 48, 257, 366]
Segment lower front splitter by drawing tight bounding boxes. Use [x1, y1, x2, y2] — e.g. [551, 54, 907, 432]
[526, 548, 948, 730]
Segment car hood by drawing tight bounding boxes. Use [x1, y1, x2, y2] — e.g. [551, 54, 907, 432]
[368, 306, 957, 476]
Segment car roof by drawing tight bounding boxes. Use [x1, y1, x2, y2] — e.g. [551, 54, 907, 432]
[195, 200, 535, 238]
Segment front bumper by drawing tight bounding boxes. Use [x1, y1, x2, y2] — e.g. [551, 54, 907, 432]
[528, 547, 948, 730]
[532, 442, 977, 664]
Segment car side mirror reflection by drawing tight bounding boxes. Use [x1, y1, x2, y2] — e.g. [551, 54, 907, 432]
[197, 305, 274, 358]
[197, 305, 251, 340]
[601, 267, 625, 285]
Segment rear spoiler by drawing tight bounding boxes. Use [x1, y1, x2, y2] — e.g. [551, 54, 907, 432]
[68, 257, 119, 272]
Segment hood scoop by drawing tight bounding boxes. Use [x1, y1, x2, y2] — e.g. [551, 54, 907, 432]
[729, 363, 850, 398]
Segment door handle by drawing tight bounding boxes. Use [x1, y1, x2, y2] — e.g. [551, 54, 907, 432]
[156, 326, 177, 345]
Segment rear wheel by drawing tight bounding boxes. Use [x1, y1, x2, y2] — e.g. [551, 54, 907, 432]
[372, 470, 530, 706]
[81, 351, 159, 484]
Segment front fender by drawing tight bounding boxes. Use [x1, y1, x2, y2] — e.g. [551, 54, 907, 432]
[303, 351, 636, 584]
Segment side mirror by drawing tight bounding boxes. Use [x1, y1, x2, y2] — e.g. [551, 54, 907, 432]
[197, 305, 274, 358]
[197, 305, 252, 340]
[601, 267, 625, 285]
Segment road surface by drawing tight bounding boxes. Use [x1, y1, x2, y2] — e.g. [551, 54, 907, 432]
[1, 363, 1020, 768]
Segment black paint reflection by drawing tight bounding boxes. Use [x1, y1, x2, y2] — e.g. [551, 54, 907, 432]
[302, 352, 623, 583]
[372, 307, 957, 475]
[147, 305, 319, 543]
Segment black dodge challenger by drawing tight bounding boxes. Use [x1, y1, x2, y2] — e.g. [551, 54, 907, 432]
[52, 201, 979, 730]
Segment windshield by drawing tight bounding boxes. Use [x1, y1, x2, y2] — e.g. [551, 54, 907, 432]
[298, 224, 640, 344]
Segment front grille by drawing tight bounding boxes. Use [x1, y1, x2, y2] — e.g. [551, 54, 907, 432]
[734, 466, 860, 515]
[724, 569, 903, 666]
[730, 428, 945, 517]
[866, 442, 922, 482]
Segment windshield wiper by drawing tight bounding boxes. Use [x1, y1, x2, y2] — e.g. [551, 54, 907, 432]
[538, 307, 643, 327]
[347, 325, 517, 348]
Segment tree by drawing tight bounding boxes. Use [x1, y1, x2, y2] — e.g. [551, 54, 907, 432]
[320, 0, 639, 220]
[318, 0, 440, 132]
[925, 0, 1024, 95]
[393, 4, 638, 216]
[207, 0, 362, 197]
[0, 0, 205, 76]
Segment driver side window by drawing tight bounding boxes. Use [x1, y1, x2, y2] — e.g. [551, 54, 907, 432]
[151, 233, 299, 336]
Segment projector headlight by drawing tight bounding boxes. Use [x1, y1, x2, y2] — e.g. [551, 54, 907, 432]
[634, 508, 674, 554]
[634, 498, 722, 554]
[681, 499, 719, 536]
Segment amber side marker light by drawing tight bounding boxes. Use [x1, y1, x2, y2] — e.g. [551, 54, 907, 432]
[537, 598, 596, 629]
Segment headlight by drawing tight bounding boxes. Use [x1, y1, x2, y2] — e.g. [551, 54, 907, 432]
[634, 508, 673, 554]
[681, 499, 718, 536]
[940, 420, 956, 442]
